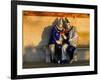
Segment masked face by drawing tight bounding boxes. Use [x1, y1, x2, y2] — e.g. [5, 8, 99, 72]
[58, 23, 63, 31]
[67, 23, 71, 29]
[57, 19, 63, 31]
[59, 23, 63, 28]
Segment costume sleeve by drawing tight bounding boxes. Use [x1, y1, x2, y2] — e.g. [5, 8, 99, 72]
[52, 27, 59, 42]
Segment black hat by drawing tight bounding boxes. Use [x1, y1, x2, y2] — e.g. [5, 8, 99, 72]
[52, 18, 59, 26]
[65, 18, 70, 23]
[58, 18, 63, 26]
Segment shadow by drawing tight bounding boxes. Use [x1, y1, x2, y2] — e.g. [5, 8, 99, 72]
[22, 26, 53, 67]
[23, 18, 59, 64]
[38, 17, 59, 47]
[37, 18, 59, 62]
[38, 25, 52, 47]
[23, 25, 53, 63]
[23, 45, 46, 63]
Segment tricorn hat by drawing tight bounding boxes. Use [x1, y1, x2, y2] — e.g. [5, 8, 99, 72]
[65, 18, 70, 23]
[58, 18, 63, 26]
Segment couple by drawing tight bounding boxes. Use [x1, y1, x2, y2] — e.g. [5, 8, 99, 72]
[49, 18, 78, 64]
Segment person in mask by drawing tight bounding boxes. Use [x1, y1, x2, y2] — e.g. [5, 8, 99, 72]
[62, 18, 78, 64]
[49, 18, 64, 64]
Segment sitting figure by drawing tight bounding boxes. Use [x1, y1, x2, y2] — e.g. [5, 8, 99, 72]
[62, 18, 78, 64]
[49, 17, 78, 64]
[49, 18, 64, 64]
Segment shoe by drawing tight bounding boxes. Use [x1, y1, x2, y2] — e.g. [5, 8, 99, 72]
[69, 59, 74, 64]
[61, 60, 67, 64]
[58, 60, 60, 64]
[74, 55, 78, 62]
[69, 55, 78, 64]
